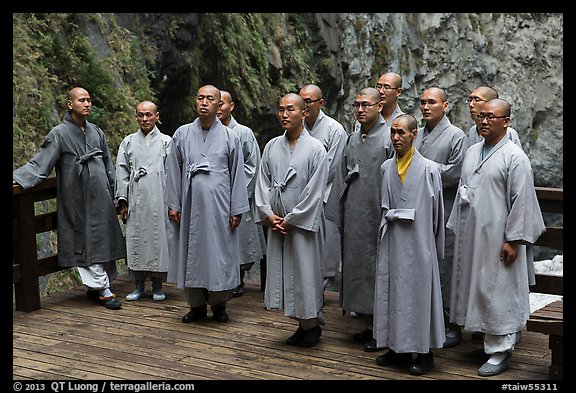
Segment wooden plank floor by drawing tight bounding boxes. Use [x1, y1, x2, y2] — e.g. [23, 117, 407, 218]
[13, 275, 553, 381]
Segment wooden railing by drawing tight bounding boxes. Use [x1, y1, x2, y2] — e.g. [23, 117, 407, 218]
[530, 186, 563, 296]
[12, 178, 563, 313]
[526, 186, 563, 380]
[13, 177, 60, 312]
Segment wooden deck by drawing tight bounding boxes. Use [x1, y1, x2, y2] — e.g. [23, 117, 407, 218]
[13, 275, 555, 382]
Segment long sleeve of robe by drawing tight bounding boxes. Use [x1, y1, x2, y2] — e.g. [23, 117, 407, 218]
[165, 118, 250, 290]
[373, 149, 446, 353]
[115, 126, 173, 273]
[447, 138, 546, 335]
[254, 129, 328, 319]
[229, 116, 265, 266]
[13, 111, 126, 267]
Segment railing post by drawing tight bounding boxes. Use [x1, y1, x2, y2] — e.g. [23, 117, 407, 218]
[14, 193, 41, 312]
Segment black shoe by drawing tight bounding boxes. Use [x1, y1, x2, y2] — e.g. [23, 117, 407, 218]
[471, 331, 485, 341]
[364, 338, 385, 352]
[87, 289, 100, 301]
[470, 348, 490, 360]
[353, 329, 373, 342]
[232, 286, 244, 298]
[376, 349, 412, 367]
[212, 306, 229, 323]
[182, 305, 208, 323]
[103, 297, 122, 310]
[298, 325, 322, 348]
[286, 326, 306, 346]
[409, 352, 434, 375]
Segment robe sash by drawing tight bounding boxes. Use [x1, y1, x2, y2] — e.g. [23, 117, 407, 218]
[379, 208, 415, 241]
[271, 166, 297, 216]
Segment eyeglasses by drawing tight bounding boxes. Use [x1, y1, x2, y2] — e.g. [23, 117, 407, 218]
[375, 84, 400, 91]
[466, 96, 487, 104]
[352, 101, 380, 110]
[476, 113, 508, 121]
[303, 98, 322, 105]
[277, 107, 298, 115]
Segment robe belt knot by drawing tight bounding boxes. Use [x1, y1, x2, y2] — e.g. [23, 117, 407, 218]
[380, 208, 415, 240]
[345, 164, 360, 184]
[133, 167, 147, 182]
[187, 162, 211, 180]
[75, 148, 104, 175]
[270, 167, 297, 217]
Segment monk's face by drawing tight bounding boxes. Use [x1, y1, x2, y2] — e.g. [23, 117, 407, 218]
[67, 88, 92, 119]
[135, 102, 159, 134]
[390, 118, 417, 157]
[277, 95, 305, 132]
[419, 89, 447, 124]
[217, 92, 233, 123]
[477, 100, 510, 145]
[196, 86, 221, 120]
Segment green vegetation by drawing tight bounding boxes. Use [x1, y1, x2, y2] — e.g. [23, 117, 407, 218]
[189, 13, 317, 121]
[13, 13, 155, 169]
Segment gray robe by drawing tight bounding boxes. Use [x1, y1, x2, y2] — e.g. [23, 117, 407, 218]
[255, 129, 328, 320]
[328, 115, 394, 314]
[13, 111, 126, 267]
[415, 114, 468, 308]
[447, 138, 546, 335]
[229, 116, 265, 267]
[373, 149, 446, 353]
[115, 126, 173, 273]
[468, 124, 523, 150]
[304, 110, 348, 278]
[166, 118, 250, 290]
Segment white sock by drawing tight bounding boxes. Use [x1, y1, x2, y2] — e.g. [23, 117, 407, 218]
[487, 351, 507, 365]
[101, 288, 113, 298]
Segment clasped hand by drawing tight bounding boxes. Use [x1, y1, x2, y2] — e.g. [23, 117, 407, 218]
[267, 214, 293, 236]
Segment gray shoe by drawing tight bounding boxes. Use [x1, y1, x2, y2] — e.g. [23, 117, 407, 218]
[443, 327, 462, 348]
[478, 352, 511, 377]
[152, 290, 166, 301]
[126, 289, 145, 301]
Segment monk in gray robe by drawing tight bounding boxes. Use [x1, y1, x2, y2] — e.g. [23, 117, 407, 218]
[373, 114, 445, 376]
[466, 86, 522, 149]
[353, 71, 405, 136]
[327, 87, 394, 352]
[13, 87, 126, 310]
[255, 93, 328, 348]
[166, 85, 249, 324]
[447, 99, 546, 377]
[415, 87, 468, 347]
[217, 90, 265, 298]
[115, 101, 174, 302]
[299, 84, 348, 290]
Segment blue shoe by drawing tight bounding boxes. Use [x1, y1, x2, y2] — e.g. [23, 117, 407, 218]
[152, 290, 166, 301]
[126, 289, 144, 301]
[478, 352, 511, 377]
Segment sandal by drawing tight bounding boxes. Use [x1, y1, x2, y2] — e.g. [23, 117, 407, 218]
[99, 294, 122, 310]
